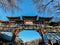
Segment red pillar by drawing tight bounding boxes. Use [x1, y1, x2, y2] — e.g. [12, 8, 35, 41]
[12, 29, 19, 41]
[39, 29, 44, 42]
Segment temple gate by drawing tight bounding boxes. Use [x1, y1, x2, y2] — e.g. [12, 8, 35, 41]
[0, 16, 53, 42]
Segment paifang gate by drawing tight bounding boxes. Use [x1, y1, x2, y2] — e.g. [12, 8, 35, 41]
[0, 16, 53, 41]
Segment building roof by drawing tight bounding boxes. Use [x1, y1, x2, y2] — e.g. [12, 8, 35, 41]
[7, 16, 20, 21]
[15, 20, 24, 24]
[22, 16, 37, 20]
[49, 22, 59, 26]
[0, 32, 13, 42]
[39, 17, 53, 21]
[0, 20, 3, 22]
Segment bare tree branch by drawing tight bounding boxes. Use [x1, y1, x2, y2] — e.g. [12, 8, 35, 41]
[54, 2, 60, 10]
[0, 0, 22, 13]
[32, 0, 55, 13]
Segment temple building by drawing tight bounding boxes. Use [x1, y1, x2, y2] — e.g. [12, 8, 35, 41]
[0, 31, 16, 45]
[7, 16, 20, 21]
[6, 16, 21, 30]
[0, 16, 55, 30]
[38, 17, 53, 29]
[22, 16, 37, 24]
[0, 16, 60, 45]
[49, 22, 58, 26]
[22, 16, 38, 30]
[38, 17, 53, 24]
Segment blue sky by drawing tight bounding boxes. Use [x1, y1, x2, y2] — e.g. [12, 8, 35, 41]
[0, 0, 60, 42]
[18, 30, 42, 42]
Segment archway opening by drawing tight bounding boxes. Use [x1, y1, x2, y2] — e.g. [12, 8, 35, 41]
[17, 30, 42, 43]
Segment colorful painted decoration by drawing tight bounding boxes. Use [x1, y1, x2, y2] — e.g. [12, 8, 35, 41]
[6, 21, 9, 25]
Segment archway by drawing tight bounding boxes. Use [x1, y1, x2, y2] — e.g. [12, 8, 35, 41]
[17, 30, 42, 43]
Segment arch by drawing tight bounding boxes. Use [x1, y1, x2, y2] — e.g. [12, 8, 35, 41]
[11, 28, 45, 42]
[17, 30, 42, 42]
